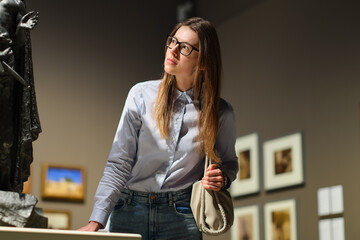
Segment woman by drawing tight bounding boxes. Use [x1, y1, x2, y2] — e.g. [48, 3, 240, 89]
[79, 17, 238, 240]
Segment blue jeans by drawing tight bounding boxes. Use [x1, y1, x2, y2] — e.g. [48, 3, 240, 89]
[109, 187, 202, 240]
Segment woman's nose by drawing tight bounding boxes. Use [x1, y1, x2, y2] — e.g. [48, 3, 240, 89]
[170, 44, 180, 56]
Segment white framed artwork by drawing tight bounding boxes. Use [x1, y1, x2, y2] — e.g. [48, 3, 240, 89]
[263, 133, 303, 191]
[231, 205, 260, 240]
[264, 199, 297, 240]
[231, 133, 260, 197]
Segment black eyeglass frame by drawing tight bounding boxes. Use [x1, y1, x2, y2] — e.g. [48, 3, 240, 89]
[166, 35, 199, 56]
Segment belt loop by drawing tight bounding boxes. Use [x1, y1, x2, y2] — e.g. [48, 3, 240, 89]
[168, 192, 173, 206]
[127, 191, 134, 204]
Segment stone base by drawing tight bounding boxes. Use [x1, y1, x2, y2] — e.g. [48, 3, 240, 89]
[0, 191, 47, 228]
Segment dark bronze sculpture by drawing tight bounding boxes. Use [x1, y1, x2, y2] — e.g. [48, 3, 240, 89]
[0, 0, 46, 228]
[0, 0, 40, 193]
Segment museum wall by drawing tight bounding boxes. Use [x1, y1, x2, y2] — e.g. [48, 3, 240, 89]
[211, 1, 360, 239]
[25, 0, 183, 231]
[25, 0, 360, 239]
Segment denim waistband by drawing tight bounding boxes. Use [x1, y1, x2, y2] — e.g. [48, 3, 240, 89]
[120, 187, 192, 206]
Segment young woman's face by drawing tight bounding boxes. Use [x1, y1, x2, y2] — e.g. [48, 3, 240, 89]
[164, 26, 199, 89]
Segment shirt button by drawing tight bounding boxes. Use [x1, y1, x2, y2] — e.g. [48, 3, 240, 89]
[150, 195, 156, 200]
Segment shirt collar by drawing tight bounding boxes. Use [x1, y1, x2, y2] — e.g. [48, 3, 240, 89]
[174, 87, 194, 104]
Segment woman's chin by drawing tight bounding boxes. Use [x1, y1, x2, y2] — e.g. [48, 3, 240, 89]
[164, 66, 176, 76]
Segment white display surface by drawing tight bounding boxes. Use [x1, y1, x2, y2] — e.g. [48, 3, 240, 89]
[0, 226, 142, 240]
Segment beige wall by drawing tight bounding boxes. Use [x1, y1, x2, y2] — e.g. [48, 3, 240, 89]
[25, 0, 360, 239]
[26, 0, 181, 231]
[215, 0, 360, 239]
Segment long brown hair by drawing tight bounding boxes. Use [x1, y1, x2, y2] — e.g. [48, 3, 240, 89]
[154, 17, 222, 162]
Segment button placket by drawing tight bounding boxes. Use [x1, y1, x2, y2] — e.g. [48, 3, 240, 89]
[161, 95, 187, 187]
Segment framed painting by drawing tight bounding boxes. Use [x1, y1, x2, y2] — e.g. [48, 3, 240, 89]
[263, 133, 304, 190]
[231, 205, 260, 240]
[43, 210, 71, 230]
[264, 199, 297, 240]
[42, 164, 85, 202]
[230, 133, 260, 197]
[318, 217, 345, 240]
[22, 167, 32, 194]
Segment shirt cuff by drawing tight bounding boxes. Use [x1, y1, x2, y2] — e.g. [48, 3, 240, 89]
[89, 208, 110, 229]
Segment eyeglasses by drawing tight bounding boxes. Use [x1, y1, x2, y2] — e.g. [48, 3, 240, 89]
[166, 35, 199, 56]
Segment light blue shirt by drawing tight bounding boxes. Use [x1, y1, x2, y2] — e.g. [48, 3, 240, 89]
[89, 80, 238, 227]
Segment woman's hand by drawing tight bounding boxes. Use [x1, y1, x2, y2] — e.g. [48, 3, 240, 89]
[77, 221, 102, 232]
[201, 164, 224, 191]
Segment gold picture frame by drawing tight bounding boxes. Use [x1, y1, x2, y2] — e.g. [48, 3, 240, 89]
[43, 210, 71, 230]
[22, 166, 32, 194]
[42, 164, 85, 202]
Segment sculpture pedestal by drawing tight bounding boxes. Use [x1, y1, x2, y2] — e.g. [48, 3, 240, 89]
[0, 191, 47, 228]
[0, 227, 142, 240]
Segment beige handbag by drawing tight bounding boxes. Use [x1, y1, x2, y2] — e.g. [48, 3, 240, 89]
[190, 156, 234, 235]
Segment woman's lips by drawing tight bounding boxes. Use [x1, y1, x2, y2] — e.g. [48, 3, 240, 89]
[166, 58, 177, 65]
